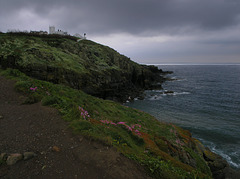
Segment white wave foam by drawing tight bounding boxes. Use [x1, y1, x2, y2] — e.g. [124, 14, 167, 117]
[145, 91, 190, 100]
[194, 137, 240, 168]
[212, 148, 240, 168]
[175, 78, 187, 82]
[162, 91, 190, 96]
[168, 77, 187, 82]
[173, 92, 190, 95]
[199, 140, 240, 169]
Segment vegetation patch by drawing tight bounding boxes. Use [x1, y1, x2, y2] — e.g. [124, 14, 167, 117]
[0, 68, 213, 178]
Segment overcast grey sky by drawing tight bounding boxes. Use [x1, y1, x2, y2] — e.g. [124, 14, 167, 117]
[1, 0, 240, 64]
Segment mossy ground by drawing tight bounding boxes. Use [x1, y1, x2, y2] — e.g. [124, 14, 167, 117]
[0, 68, 212, 178]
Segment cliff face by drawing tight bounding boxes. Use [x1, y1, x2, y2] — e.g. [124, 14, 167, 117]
[0, 33, 168, 102]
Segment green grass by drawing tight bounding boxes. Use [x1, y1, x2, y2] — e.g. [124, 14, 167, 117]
[0, 68, 212, 179]
[0, 33, 136, 74]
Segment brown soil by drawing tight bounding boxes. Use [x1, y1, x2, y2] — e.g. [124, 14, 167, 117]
[0, 76, 152, 179]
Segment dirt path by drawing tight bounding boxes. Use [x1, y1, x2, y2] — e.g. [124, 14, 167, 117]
[0, 76, 151, 179]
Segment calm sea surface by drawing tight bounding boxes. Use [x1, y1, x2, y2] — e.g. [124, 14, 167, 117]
[126, 65, 240, 169]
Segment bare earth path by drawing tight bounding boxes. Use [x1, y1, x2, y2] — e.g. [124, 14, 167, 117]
[0, 75, 151, 179]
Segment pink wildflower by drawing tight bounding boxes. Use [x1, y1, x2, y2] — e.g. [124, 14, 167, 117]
[110, 122, 117, 125]
[176, 139, 183, 146]
[30, 87, 37, 91]
[136, 132, 141, 136]
[117, 122, 127, 125]
[127, 126, 132, 131]
[135, 124, 141, 128]
[78, 106, 90, 120]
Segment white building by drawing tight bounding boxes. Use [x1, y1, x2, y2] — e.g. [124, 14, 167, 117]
[49, 26, 68, 35]
[74, 33, 86, 40]
[49, 26, 55, 34]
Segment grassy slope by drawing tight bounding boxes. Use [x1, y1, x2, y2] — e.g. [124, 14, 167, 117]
[0, 33, 213, 178]
[0, 33, 141, 74]
[0, 33, 165, 101]
[0, 69, 212, 179]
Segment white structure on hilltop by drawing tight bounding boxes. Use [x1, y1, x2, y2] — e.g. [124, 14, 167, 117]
[49, 26, 87, 41]
[49, 26, 55, 34]
[49, 26, 68, 35]
[74, 33, 86, 40]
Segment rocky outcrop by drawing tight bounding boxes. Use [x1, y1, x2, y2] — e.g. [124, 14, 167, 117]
[0, 33, 174, 102]
[194, 139, 240, 179]
[0, 55, 169, 102]
[158, 126, 240, 179]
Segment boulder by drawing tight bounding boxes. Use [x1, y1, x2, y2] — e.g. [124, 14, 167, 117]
[0, 153, 8, 161]
[23, 152, 37, 160]
[52, 146, 60, 152]
[6, 153, 23, 165]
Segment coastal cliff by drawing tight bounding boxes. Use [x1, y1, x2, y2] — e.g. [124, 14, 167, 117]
[0, 33, 239, 178]
[0, 33, 170, 102]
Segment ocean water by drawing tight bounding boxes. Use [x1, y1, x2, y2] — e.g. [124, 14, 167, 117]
[126, 65, 240, 169]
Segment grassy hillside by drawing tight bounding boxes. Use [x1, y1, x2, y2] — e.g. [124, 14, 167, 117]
[0, 33, 167, 102]
[1, 33, 228, 178]
[0, 67, 215, 179]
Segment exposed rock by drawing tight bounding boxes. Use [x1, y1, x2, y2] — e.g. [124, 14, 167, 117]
[165, 90, 174, 94]
[161, 90, 174, 95]
[0, 153, 8, 161]
[23, 152, 37, 160]
[194, 142, 240, 179]
[52, 146, 60, 152]
[223, 167, 240, 179]
[6, 153, 23, 165]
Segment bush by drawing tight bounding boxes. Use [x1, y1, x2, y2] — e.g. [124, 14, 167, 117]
[23, 93, 42, 104]
[71, 120, 93, 131]
[42, 96, 62, 106]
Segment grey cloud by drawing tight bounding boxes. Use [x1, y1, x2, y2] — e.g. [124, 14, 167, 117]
[1, 0, 240, 35]
[1, 0, 240, 64]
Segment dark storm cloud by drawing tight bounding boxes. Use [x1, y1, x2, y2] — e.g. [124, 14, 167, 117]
[1, 0, 240, 64]
[1, 0, 240, 35]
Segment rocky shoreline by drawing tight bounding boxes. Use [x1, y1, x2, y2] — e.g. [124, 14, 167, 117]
[194, 139, 240, 178]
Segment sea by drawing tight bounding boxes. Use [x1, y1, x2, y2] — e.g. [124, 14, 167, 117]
[125, 64, 240, 169]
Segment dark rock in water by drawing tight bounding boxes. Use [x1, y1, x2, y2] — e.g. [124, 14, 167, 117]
[0, 115, 3, 119]
[164, 90, 174, 94]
